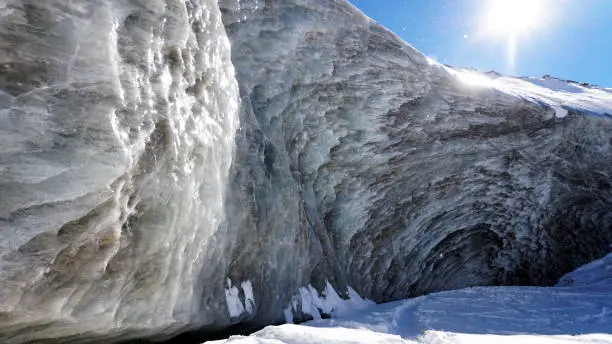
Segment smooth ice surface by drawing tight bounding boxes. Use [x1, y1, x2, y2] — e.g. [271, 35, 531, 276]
[209, 253, 612, 344]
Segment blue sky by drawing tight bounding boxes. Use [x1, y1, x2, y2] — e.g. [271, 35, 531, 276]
[349, 0, 612, 87]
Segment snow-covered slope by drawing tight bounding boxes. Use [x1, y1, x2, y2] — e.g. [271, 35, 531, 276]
[209, 253, 612, 344]
[448, 68, 612, 118]
[557, 250, 612, 287]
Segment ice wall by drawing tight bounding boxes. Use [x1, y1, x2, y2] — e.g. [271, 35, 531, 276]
[0, 0, 238, 342]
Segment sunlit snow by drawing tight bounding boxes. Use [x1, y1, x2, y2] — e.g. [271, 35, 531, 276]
[449, 68, 612, 117]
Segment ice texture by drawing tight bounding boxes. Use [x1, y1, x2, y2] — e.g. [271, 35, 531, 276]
[0, 0, 238, 342]
[219, 0, 612, 308]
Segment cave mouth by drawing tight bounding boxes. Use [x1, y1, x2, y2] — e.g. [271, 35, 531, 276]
[411, 224, 505, 296]
[410, 217, 612, 298]
[135, 201, 612, 344]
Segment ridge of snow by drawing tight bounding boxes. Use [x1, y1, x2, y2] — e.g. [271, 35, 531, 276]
[443, 67, 612, 118]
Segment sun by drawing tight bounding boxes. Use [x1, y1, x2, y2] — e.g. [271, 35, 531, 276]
[482, 0, 546, 37]
[477, 0, 549, 73]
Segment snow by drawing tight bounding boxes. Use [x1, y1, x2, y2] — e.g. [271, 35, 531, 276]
[207, 325, 410, 344]
[557, 252, 612, 288]
[494, 76, 612, 116]
[551, 105, 569, 118]
[448, 68, 612, 117]
[209, 253, 612, 344]
[208, 325, 612, 344]
[523, 77, 585, 94]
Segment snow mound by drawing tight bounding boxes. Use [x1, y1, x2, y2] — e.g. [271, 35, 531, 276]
[208, 325, 410, 344]
[557, 252, 612, 287]
[208, 325, 611, 344]
[208, 254, 612, 344]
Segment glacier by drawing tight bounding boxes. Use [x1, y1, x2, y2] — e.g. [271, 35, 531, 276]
[0, 0, 611, 343]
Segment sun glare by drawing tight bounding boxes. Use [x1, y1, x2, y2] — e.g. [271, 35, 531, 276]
[483, 0, 545, 36]
[455, 70, 495, 88]
[478, 0, 549, 73]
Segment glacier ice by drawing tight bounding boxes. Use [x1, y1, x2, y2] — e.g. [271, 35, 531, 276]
[0, 0, 238, 342]
[219, 0, 612, 305]
[0, 0, 611, 343]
